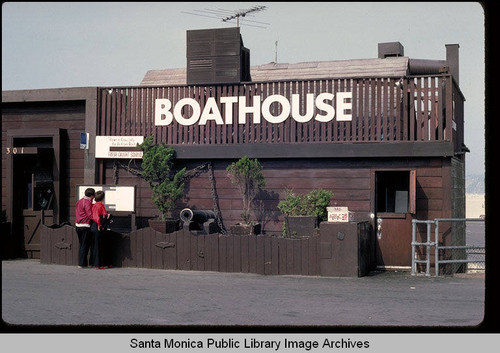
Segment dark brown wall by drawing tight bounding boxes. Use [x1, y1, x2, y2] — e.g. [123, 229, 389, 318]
[105, 156, 447, 237]
[1, 100, 86, 223]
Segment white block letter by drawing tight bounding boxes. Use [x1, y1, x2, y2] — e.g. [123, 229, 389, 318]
[200, 97, 224, 125]
[238, 96, 261, 124]
[336, 92, 352, 122]
[173, 98, 201, 126]
[315, 93, 335, 122]
[262, 95, 291, 124]
[291, 93, 314, 123]
[221, 96, 238, 125]
[155, 99, 173, 126]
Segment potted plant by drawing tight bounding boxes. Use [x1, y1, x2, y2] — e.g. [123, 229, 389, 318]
[278, 189, 333, 238]
[138, 136, 186, 233]
[226, 156, 266, 235]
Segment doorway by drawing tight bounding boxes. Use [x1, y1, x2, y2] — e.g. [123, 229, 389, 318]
[6, 129, 62, 259]
[374, 170, 416, 268]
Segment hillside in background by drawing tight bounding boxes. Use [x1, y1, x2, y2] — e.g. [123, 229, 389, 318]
[466, 174, 485, 194]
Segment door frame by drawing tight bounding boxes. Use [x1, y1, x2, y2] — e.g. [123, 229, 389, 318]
[5, 129, 63, 243]
[370, 168, 416, 269]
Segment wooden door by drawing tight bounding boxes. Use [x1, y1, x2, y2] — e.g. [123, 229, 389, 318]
[22, 210, 54, 258]
[375, 214, 413, 267]
[374, 170, 416, 268]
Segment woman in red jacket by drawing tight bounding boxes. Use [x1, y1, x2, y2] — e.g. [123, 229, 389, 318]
[91, 190, 110, 269]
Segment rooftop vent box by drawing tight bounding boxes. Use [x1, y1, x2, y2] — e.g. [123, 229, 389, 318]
[187, 27, 251, 85]
[378, 42, 404, 59]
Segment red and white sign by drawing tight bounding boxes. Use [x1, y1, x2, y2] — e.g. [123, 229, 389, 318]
[327, 206, 351, 222]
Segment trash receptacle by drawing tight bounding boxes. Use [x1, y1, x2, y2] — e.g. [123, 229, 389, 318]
[319, 221, 373, 277]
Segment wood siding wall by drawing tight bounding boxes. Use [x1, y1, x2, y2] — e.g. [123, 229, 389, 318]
[97, 75, 464, 150]
[107, 157, 446, 238]
[1, 101, 86, 223]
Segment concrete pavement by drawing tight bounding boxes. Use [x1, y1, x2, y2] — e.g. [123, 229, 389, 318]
[1, 259, 485, 327]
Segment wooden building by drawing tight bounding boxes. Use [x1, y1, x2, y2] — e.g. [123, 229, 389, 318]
[2, 28, 467, 271]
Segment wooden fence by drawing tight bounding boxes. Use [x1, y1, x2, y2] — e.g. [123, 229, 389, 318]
[97, 75, 464, 150]
[40, 225, 320, 276]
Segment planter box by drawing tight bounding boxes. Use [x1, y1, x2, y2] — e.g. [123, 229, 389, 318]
[285, 216, 318, 238]
[148, 219, 180, 234]
[229, 223, 261, 236]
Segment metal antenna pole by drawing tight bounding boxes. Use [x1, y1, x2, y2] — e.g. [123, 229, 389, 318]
[222, 5, 267, 27]
[275, 40, 278, 63]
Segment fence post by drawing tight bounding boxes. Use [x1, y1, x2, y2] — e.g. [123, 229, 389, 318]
[434, 219, 440, 276]
[411, 220, 416, 276]
[426, 222, 432, 276]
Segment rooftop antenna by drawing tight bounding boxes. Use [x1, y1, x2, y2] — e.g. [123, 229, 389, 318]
[182, 5, 269, 28]
[275, 40, 278, 63]
[222, 5, 267, 27]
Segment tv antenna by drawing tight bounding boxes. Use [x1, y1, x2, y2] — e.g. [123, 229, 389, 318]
[182, 5, 269, 28]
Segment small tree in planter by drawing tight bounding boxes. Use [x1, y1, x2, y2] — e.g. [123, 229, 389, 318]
[278, 188, 333, 237]
[226, 156, 266, 235]
[138, 136, 186, 233]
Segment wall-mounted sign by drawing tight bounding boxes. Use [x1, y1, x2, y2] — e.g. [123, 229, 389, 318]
[80, 132, 89, 150]
[154, 92, 353, 127]
[95, 136, 144, 159]
[327, 206, 352, 223]
[76, 185, 135, 212]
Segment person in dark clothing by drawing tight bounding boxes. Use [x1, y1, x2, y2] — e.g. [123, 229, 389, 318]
[75, 188, 95, 268]
[90, 190, 111, 269]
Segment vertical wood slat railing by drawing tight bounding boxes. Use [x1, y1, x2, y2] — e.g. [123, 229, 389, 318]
[97, 75, 463, 149]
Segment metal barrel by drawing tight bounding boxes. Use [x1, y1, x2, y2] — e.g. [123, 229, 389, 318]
[180, 208, 216, 223]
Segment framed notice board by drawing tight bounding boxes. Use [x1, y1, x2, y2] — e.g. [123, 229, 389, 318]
[76, 185, 135, 212]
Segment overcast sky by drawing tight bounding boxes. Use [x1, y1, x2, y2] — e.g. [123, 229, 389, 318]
[2, 2, 485, 177]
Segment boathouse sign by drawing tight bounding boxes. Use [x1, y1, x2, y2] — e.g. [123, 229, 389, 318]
[155, 92, 353, 127]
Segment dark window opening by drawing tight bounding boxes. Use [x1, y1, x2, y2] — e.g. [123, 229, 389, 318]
[376, 171, 410, 213]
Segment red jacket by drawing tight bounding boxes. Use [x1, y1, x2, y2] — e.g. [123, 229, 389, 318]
[75, 196, 93, 225]
[92, 202, 108, 228]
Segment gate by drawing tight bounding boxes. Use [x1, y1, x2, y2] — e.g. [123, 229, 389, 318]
[411, 218, 485, 276]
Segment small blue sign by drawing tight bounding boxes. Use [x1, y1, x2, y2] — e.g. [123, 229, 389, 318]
[80, 132, 89, 149]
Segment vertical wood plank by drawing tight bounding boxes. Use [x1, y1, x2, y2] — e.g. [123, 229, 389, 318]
[279, 237, 287, 275]
[219, 235, 227, 272]
[445, 76, 453, 141]
[415, 78, 422, 141]
[233, 235, 241, 273]
[286, 239, 294, 274]
[226, 235, 234, 272]
[256, 235, 265, 275]
[264, 236, 272, 275]
[271, 237, 279, 275]
[241, 234, 249, 273]
[301, 238, 309, 276]
[389, 78, 395, 141]
[189, 232, 198, 271]
[248, 235, 257, 273]
[293, 239, 301, 275]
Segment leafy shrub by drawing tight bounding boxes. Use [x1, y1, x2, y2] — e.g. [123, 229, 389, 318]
[226, 156, 266, 225]
[278, 188, 333, 220]
[138, 136, 186, 220]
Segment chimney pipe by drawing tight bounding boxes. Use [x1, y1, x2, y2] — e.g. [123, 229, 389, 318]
[446, 44, 459, 85]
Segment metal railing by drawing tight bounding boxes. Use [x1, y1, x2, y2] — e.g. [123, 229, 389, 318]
[411, 218, 485, 276]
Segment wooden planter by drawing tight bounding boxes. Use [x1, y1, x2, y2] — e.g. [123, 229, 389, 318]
[148, 219, 180, 234]
[229, 223, 262, 236]
[285, 216, 318, 238]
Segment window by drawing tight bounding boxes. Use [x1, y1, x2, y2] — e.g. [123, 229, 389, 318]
[376, 171, 416, 214]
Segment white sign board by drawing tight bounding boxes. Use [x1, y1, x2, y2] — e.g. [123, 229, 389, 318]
[76, 185, 135, 212]
[95, 136, 144, 159]
[327, 206, 351, 223]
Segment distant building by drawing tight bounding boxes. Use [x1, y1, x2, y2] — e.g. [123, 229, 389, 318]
[466, 194, 485, 218]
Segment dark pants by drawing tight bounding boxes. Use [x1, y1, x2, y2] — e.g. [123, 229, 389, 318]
[90, 223, 103, 267]
[76, 226, 93, 267]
